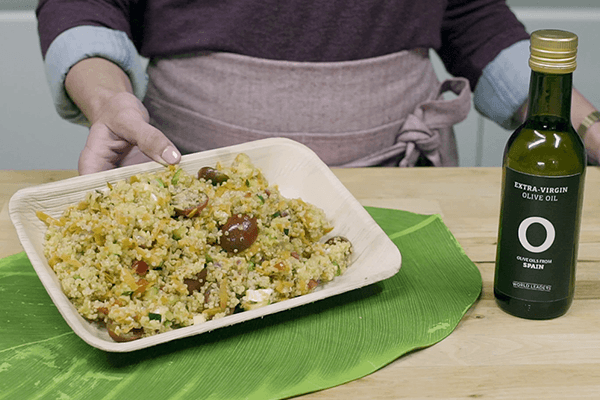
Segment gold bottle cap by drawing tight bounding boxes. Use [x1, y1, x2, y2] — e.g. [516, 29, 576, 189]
[529, 29, 578, 74]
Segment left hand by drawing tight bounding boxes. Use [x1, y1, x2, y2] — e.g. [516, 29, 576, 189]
[583, 123, 600, 165]
[571, 88, 600, 165]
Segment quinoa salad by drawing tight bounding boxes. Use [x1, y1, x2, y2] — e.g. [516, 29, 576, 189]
[38, 154, 353, 342]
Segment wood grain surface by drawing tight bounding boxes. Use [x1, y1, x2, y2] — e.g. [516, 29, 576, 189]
[2, 167, 599, 399]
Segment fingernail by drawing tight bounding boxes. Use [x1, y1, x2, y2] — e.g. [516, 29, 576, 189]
[161, 146, 180, 164]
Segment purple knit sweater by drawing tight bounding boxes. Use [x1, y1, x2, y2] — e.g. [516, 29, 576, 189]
[36, 0, 529, 89]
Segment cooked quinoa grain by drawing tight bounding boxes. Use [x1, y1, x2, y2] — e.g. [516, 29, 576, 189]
[39, 154, 353, 341]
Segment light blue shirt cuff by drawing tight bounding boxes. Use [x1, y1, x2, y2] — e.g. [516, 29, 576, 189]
[473, 39, 530, 130]
[44, 26, 148, 126]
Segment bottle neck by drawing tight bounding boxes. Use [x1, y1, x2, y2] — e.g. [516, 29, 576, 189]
[526, 70, 573, 121]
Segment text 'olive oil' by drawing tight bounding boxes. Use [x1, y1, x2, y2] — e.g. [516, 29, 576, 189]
[494, 30, 586, 319]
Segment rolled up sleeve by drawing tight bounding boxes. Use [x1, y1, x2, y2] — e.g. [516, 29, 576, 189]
[473, 39, 530, 129]
[44, 26, 148, 125]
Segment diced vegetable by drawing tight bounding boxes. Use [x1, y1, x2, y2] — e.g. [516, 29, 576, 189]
[148, 312, 162, 321]
[36, 210, 58, 226]
[171, 168, 182, 185]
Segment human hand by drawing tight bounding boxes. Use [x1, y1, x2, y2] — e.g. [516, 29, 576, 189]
[570, 89, 600, 165]
[78, 92, 181, 175]
[64, 57, 181, 175]
[583, 123, 600, 165]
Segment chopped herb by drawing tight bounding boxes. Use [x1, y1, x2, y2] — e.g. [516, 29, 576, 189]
[245, 179, 250, 187]
[172, 226, 186, 240]
[257, 194, 265, 203]
[121, 291, 134, 296]
[248, 261, 255, 271]
[171, 168, 182, 185]
[146, 286, 158, 296]
[333, 262, 341, 276]
[283, 228, 289, 235]
[155, 178, 165, 188]
[206, 255, 213, 263]
[149, 312, 162, 321]
[272, 211, 281, 218]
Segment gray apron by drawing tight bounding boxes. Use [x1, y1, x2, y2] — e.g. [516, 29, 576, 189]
[142, 49, 471, 167]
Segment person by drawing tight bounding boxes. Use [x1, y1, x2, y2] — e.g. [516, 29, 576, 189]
[36, 0, 600, 174]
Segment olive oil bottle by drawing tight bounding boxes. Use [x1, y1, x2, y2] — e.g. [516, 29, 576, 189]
[494, 30, 586, 319]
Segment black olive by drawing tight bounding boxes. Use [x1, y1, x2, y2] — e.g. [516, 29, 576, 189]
[325, 236, 351, 246]
[172, 190, 209, 218]
[220, 214, 259, 253]
[106, 320, 144, 342]
[198, 167, 229, 185]
[184, 269, 208, 295]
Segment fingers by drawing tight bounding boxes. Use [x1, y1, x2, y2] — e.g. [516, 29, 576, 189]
[119, 146, 154, 167]
[104, 93, 181, 166]
[584, 127, 600, 165]
[116, 113, 181, 166]
[78, 93, 182, 174]
[78, 123, 132, 175]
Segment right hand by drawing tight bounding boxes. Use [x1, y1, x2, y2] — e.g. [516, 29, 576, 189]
[64, 57, 181, 175]
[78, 92, 181, 175]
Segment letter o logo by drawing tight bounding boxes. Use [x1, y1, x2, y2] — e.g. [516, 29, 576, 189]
[518, 216, 555, 253]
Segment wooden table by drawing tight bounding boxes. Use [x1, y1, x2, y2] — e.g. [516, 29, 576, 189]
[2, 167, 599, 399]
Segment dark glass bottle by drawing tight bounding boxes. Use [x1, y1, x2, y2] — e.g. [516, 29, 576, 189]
[494, 30, 586, 319]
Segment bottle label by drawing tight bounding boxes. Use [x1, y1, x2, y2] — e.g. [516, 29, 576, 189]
[495, 167, 582, 302]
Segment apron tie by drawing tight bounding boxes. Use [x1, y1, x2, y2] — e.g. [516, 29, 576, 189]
[340, 77, 471, 167]
[398, 77, 471, 167]
[397, 113, 442, 167]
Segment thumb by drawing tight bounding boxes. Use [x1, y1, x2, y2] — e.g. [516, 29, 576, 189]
[108, 102, 182, 166]
[138, 125, 181, 166]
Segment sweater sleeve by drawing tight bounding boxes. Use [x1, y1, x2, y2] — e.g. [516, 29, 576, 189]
[438, 0, 530, 90]
[36, 0, 146, 125]
[36, 0, 139, 58]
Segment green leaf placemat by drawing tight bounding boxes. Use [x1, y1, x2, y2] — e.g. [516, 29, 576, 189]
[0, 207, 481, 400]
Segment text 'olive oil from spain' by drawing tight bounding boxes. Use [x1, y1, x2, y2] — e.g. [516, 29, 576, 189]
[494, 30, 586, 319]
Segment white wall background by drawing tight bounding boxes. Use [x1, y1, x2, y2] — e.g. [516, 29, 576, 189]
[1, 1, 599, 170]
